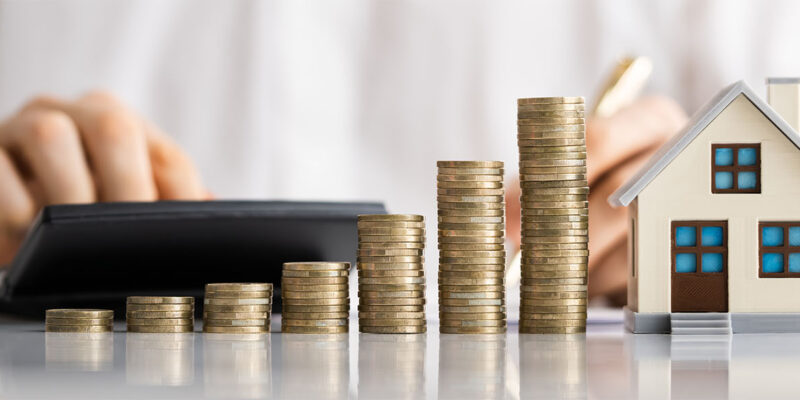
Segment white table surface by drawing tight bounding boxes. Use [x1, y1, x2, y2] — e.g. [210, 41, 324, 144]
[0, 311, 795, 399]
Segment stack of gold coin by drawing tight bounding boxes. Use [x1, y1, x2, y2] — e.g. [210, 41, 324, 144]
[126, 296, 194, 333]
[281, 262, 350, 334]
[203, 283, 273, 334]
[517, 96, 588, 334]
[45, 309, 114, 333]
[436, 161, 507, 334]
[357, 214, 426, 334]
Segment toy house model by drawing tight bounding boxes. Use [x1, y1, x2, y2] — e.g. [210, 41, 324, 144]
[609, 79, 800, 334]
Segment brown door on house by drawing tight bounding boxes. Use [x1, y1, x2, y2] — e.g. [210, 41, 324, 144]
[671, 221, 728, 312]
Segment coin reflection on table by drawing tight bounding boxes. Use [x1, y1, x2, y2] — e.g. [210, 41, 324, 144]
[438, 334, 506, 400]
[126, 332, 194, 386]
[279, 333, 348, 400]
[520, 334, 587, 399]
[204, 333, 271, 399]
[358, 333, 425, 399]
[45, 332, 113, 371]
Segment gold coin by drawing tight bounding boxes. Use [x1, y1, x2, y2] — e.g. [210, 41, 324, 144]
[359, 318, 425, 327]
[519, 318, 585, 327]
[282, 291, 348, 299]
[127, 318, 194, 326]
[436, 167, 503, 175]
[282, 262, 350, 271]
[128, 325, 194, 333]
[438, 286, 505, 294]
[522, 270, 587, 278]
[358, 235, 426, 243]
[518, 131, 586, 141]
[438, 202, 504, 210]
[521, 250, 589, 258]
[520, 291, 587, 299]
[438, 230, 503, 238]
[520, 298, 587, 307]
[518, 145, 586, 154]
[437, 216, 504, 224]
[518, 110, 585, 118]
[521, 215, 588, 223]
[517, 103, 585, 112]
[201, 312, 269, 319]
[358, 248, 423, 256]
[203, 304, 271, 312]
[46, 325, 113, 333]
[437, 224, 505, 232]
[283, 297, 350, 306]
[205, 290, 273, 298]
[521, 236, 588, 244]
[281, 311, 349, 320]
[518, 140, 586, 149]
[357, 305, 425, 312]
[438, 244, 505, 252]
[204, 298, 271, 305]
[521, 201, 588, 209]
[281, 304, 349, 313]
[439, 305, 505, 313]
[358, 284, 424, 292]
[204, 319, 268, 327]
[126, 296, 194, 304]
[521, 277, 587, 286]
[127, 304, 193, 312]
[358, 242, 425, 249]
[358, 290, 424, 299]
[518, 170, 587, 180]
[517, 117, 585, 125]
[281, 276, 348, 285]
[358, 276, 425, 284]
[440, 319, 506, 328]
[519, 325, 585, 334]
[45, 318, 112, 326]
[46, 309, 113, 319]
[281, 325, 348, 334]
[282, 270, 348, 278]
[521, 305, 587, 313]
[438, 250, 506, 258]
[437, 188, 505, 196]
[358, 311, 425, 319]
[127, 311, 194, 319]
[439, 298, 504, 307]
[438, 236, 505, 245]
[439, 257, 505, 265]
[517, 97, 584, 105]
[521, 285, 587, 294]
[437, 208, 505, 218]
[357, 263, 424, 271]
[437, 174, 503, 182]
[520, 181, 588, 190]
[280, 283, 348, 292]
[360, 325, 426, 334]
[522, 244, 588, 252]
[357, 256, 424, 263]
[517, 125, 585, 135]
[358, 269, 424, 277]
[522, 257, 588, 265]
[358, 214, 424, 222]
[437, 181, 504, 189]
[438, 278, 504, 286]
[438, 264, 504, 273]
[522, 221, 588, 229]
[518, 160, 587, 169]
[437, 195, 504, 203]
[203, 326, 269, 334]
[520, 264, 587, 272]
[521, 175, 587, 184]
[440, 326, 506, 334]
[206, 283, 273, 292]
[358, 220, 426, 228]
[439, 312, 505, 320]
[283, 318, 348, 327]
[358, 227, 425, 236]
[358, 298, 425, 306]
[438, 271, 504, 280]
[437, 161, 503, 168]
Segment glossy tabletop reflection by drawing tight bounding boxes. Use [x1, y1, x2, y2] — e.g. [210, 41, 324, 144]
[0, 314, 796, 399]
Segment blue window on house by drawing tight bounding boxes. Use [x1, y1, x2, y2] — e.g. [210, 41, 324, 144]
[760, 223, 800, 277]
[712, 144, 760, 193]
[673, 222, 727, 274]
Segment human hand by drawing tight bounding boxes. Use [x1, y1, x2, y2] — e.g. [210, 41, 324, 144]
[0, 91, 207, 265]
[506, 96, 687, 301]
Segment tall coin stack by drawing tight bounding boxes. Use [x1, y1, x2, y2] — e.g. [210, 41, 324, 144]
[281, 262, 350, 334]
[436, 161, 507, 334]
[203, 283, 273, 334]
[126, 296, 194, 333]
[45, 309, 114, 333]
[517, 96, 588, 334]
[357, 214, 427, 334]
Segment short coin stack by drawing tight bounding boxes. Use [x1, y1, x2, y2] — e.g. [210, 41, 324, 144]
[281, 262, 350, 334]
[45, 309, 114, 333]
[517, 96, 589, 334]
[203, 283, 273, 334]
[437, 161, 507, 334]
[126, 296, 195, 333]
[357, 214, 427, 334]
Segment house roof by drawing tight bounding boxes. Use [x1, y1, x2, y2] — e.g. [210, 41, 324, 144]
[607, 80, 800, 207]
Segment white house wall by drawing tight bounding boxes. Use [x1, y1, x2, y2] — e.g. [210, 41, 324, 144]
[636, 94, 800, 313]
